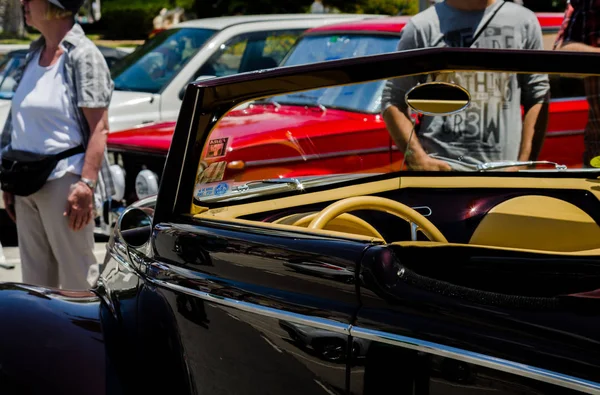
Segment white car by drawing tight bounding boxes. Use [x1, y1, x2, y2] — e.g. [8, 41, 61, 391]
[107, 13, 383, 133]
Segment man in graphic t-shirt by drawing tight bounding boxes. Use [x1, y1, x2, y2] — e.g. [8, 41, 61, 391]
[382, 0, 550, 171]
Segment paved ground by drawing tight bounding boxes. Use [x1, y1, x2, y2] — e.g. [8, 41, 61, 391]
[0, 241, 108, 283]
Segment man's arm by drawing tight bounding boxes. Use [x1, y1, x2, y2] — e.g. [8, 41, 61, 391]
[383, 105, 422, 157]
[521, 100, 549, 161]
[519, 15, 551, 163]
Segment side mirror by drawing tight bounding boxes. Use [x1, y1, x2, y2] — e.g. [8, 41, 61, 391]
[405, 81, 470, 116]
[179, 75, 217, 100]
[117, 207, 153, 248]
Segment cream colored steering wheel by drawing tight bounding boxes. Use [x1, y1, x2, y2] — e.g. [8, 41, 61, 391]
[307, 196, 448, 243]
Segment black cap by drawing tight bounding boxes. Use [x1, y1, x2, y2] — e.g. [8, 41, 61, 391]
[48, 0, 85, 14]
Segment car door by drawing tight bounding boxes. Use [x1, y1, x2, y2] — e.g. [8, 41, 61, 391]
[351, 243, 600, 395]
[133, 216, 366, 394]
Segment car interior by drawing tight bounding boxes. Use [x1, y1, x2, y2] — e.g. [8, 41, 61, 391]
[191, 70, 597, 266]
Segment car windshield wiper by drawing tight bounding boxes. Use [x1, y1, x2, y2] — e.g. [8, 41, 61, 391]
[254, 98, 326, 112]
[475, 160, 568, 171]
[231, 178, 305, 193]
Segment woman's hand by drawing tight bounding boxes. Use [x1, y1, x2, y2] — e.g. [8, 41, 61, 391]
[2, 192, 15, 222]
[64, 181, 94, 231]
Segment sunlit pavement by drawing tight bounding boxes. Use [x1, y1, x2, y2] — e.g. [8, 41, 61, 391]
[0, 242, 108, 283]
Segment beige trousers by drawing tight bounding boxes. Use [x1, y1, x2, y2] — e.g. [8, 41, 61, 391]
[15, 172, 99, 290]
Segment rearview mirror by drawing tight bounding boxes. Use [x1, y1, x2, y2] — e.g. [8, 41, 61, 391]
[117, 207, 153, 248]
[405, 81, 470, 116]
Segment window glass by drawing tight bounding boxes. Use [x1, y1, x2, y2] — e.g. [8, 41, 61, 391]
[112, 28, 216, 94]
[195, 30, 303, 79]
[268, 34, 401, 114]
[191, 68, 598, 205]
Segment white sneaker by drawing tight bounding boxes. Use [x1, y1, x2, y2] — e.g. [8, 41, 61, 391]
[0, 242, 14, 270]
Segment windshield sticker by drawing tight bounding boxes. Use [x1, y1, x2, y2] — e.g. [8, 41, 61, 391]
[195, 181, 230, 199]
[206, 138, 230, 158]
[196, 161, 227, 184]
[214, 182, 230, 196]
[590, 156, 600, 168]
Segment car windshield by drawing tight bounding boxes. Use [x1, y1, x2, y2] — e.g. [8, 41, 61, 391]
[265, 34, 400, 113]
[112, 28, 216, 94]
[192, 67, 598, 204]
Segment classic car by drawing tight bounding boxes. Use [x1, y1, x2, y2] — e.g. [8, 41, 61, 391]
[103, 12, 585, 233]
[105, 13, 383, 133]
[2, 44, 599, 395]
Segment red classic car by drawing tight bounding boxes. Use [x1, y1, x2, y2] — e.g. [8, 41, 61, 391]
[105, 12, 586, 223]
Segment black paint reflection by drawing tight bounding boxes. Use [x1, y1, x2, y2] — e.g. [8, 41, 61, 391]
[279, 320, 370, 364]
[354, 244, 600, 394]
[161, 288, 350, 395]
[153, 222, 364, 323]
[352, 341, 585, 395]
[176, 294, 210, 328]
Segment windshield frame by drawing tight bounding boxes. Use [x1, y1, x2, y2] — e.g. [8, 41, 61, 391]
[111, 27, 218, 95]
[152, 47, 600, 221]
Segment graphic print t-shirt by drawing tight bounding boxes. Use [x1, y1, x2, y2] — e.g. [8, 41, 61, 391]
[381, 1, 550, 169]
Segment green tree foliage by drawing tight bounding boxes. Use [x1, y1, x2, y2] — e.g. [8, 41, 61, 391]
[190, 0, 419, 17]
[326, 0, 418, 15]
[95, 0, 569, 40]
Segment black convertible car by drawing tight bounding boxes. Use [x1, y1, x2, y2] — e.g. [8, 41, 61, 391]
[0, 45, 599, 395]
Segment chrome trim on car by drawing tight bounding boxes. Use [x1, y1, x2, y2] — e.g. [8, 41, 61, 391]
[351, 326, 600, 394]
[145, 269, 351, 336]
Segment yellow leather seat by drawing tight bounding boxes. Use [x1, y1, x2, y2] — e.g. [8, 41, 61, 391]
[469, 195, 600, 252]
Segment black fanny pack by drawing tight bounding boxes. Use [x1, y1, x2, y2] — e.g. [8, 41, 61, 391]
[0, 145, 85, 196]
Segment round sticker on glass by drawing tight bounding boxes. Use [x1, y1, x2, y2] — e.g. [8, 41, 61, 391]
[214, 182, 230, 196]
[590, 156, 600, 168]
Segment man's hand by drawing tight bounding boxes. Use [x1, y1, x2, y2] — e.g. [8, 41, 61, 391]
[503, 165, 527, 172]
[406, 154, 452, 171]
[2, 192, 15, 222]
[64, 182, 94, 231]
